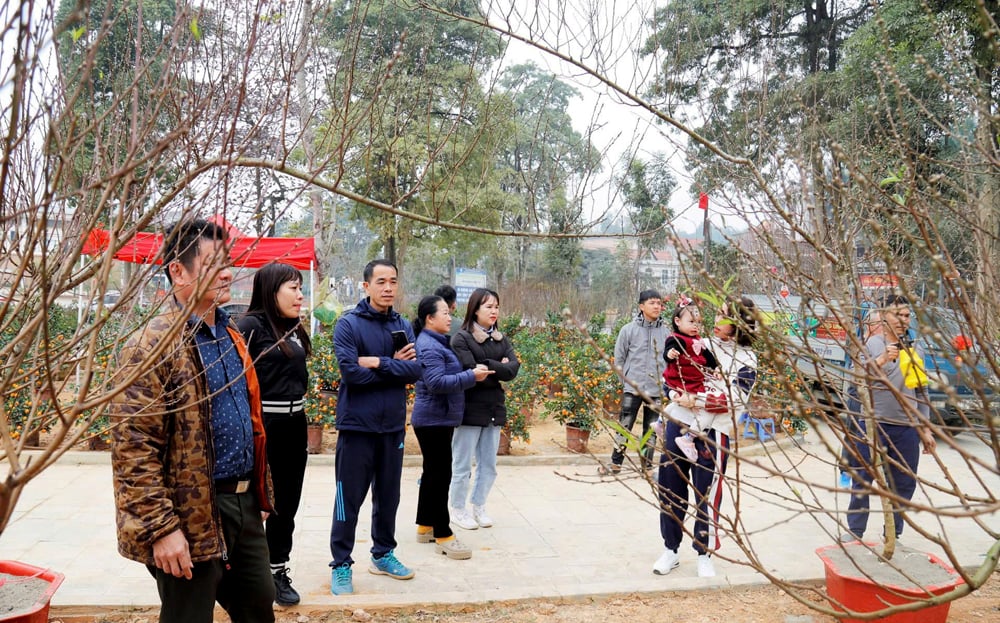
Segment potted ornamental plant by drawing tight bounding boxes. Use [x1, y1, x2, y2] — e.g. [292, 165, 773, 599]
[305, 332, 340, 454]
[542, 345, 600, 453]
[499, 320, 546, 454]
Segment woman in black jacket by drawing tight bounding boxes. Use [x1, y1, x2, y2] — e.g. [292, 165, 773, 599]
[238, 262, 311, 606]
[448, 288, 520, 531]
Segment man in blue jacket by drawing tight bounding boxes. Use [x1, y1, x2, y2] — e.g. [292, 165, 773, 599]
[329, 259, 423, 595]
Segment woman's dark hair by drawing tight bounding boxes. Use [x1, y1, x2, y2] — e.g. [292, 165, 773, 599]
[461, 287, 499, 332]
[721, 296, 757, 347]
[247, 262, 312, 357]
[412, 295, 444, 337]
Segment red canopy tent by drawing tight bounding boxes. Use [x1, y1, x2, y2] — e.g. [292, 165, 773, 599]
[81, 228, 316, 270]
[81, 225, 320, 329]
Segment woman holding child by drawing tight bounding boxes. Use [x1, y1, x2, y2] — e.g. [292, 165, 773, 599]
[653, 296, 757, 578]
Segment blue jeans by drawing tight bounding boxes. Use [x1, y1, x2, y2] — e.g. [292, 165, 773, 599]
[449, 424, 500, 508]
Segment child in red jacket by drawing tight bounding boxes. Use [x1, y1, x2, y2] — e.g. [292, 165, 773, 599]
[655, 298, 721, 459]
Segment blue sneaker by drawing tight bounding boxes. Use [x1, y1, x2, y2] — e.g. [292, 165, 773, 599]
[330, 564, 353, 595]
[839, 472, 851, 488]
[369, 550, 414, 580]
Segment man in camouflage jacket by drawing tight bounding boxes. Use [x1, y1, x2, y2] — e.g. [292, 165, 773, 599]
[110, 219, 274, 623]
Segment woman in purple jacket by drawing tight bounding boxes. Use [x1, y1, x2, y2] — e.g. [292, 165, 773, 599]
[411, 295, 492, 560]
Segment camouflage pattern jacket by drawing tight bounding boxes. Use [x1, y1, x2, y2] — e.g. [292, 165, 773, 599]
[110, 306, 273, 565]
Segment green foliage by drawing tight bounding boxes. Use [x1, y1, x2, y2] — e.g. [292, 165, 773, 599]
[642, 0, 870, 196]
[2, 304, 81, 442]
[495, 62, 601, 284]
[3, 376, 36, 444]
[706, 242, 742, 284]
[53, 0, 188, 216]
[542, 189, 583, 282]
[498, 312, 621, 441]
[538, 316, 618, 432]
[500, 315, 541, 442]
[754, 318, 818, 438]
[57, 0, 180, 96]
[321, 0, 506, 265]
[584, 246, 635, 319]
[619, 155, 676, 255]
[313, 307, 339, 330]
[46, 304, 79, 340]
[305, 330, 340, 427]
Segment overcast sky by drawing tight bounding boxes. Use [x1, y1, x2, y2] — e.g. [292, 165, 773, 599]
[482, 0, 728, 235]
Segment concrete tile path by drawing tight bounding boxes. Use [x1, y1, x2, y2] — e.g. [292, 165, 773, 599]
[2, 425, 995, 609]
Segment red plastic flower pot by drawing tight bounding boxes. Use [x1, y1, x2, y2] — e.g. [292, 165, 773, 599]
[815, 543, 965, 623]
[0, 560, 65, 623]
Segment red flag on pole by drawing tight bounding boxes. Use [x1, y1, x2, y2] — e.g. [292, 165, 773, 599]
[699, 193, 708, 210]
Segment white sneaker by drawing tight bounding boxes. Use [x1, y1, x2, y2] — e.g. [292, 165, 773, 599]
[652, 548, 680, 575]
[472, 505, 493, 528]
[697, 554, 716, 577]
[450, 507, 478, 530]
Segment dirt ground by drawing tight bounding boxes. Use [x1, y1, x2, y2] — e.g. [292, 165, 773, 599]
[50, 573, 1000, 623]
[54, 417, 999, 622]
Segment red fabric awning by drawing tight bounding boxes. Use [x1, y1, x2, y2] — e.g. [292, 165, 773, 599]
[82, 229, 316, 270]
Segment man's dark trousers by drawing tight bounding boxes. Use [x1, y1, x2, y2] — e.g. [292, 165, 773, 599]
[845, 419, 921, 538]
[148, 490, 274, 623]
[329, 429, 405, 566]
[611, 393, 659, 467]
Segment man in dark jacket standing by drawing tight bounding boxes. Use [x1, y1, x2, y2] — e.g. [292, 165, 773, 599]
[329, 259, 424, 595]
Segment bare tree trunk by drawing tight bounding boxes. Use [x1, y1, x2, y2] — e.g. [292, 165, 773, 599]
[294, 0, 327, 281]
[974, 90, 1000, 334]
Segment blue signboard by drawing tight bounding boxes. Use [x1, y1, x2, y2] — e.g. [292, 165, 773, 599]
[454, 267, 488, 304]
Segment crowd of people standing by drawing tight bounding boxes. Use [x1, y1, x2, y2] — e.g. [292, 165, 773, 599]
[108, 220, 934, 620]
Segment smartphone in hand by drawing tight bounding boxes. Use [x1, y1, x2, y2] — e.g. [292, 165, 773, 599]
[391, 330, 409, 352]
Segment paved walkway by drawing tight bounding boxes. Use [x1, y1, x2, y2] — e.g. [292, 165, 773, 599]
[2, 426, 995, 609]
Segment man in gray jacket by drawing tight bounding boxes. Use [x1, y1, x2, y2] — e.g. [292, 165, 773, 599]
[600, 289, 669, 474]
[842, 294, 936, 541]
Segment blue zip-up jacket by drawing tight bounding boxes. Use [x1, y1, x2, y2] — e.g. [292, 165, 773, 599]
[333, 298, 423, 432]
[410, 330, 478, 428]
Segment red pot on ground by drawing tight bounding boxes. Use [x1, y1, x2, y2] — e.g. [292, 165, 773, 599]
[0, 560, 65, 623]
[497, 429, 512, 455]
[306, 424, 324, 454]
[565, 423, 590, 454]
[815, 543, 965, 623]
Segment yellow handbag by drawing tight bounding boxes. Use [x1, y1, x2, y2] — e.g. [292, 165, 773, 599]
[898, 346, 928, 389]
